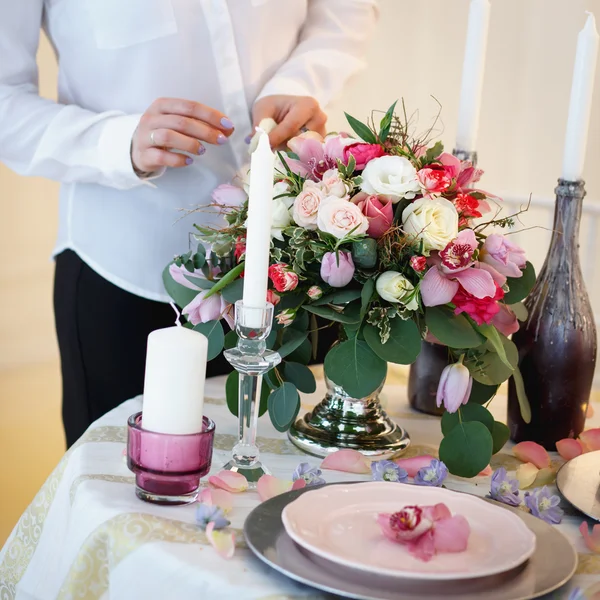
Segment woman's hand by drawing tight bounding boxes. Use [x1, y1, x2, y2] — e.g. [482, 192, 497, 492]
[131, 98, 235, 173]
[252, 95, 327, 149]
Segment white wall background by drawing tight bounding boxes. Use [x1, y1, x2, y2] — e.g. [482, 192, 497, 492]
[1, 0, 599, 369]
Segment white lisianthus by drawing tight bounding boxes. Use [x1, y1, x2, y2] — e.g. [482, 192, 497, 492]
[292, 181, 324, 229]
[376, 271, 419, 311]
[402, 197, 459, 253]
[271, 198, 292, 241]
[317, 197, 368, 239]
[319, 168, 349, 198]
[360, 156, 420, 201]
[273, 181, 294, 208]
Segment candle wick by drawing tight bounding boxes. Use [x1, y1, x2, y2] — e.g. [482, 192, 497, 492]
[170, 302, 182, 327]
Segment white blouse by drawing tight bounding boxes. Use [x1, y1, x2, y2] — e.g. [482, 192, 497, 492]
[0, 0, 377, 301]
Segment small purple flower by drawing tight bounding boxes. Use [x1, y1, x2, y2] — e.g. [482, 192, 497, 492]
[524, 486, 563, 525]
[292, 462, 326, 486]
[414, 459, 448, 487]
[489, 467, 520, 507]
[567, 588, 586, 600]
[196, 503, 230, 531]
[371, 460, 408, 483]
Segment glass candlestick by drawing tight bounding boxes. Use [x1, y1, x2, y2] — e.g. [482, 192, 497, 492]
[222, 300, 281, 484]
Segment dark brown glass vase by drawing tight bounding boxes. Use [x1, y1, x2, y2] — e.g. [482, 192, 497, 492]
[507, 179, 597, 449]
[408, 341, 449, 416]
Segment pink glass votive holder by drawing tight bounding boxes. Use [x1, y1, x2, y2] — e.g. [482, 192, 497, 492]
[127, 412, 215, 505]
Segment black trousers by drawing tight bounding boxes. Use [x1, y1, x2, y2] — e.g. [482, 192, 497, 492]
[54, 250, 336, 448]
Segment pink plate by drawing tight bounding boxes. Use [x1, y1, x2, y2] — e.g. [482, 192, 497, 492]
[281, 482, 536, 581]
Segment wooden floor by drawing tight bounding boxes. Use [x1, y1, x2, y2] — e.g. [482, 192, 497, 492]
[0, 361, 65, 545]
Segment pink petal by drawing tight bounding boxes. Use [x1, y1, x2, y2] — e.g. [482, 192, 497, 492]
[477, 464, 493, 477]
[208, 471, 249, 493]
[287, 134, 324, 165]
[477, 261, 507, 287]
[256, 475, 294, 502]
[455, 229, 477, 251]
[433, 515, 470, 553]
[556, 438, 584, 461]
[587, 403, 595, 419]
[513, 441, 551, 469]
[168, 263, 203, 291]
[394, 455, 436, 478]
[377, 513, 399, 543]
[580, 521, 600, 553]
[579, 428, 600, 452]
[423, 503, 452, 522]
[453, 267, 496, 299]
[205, 522, 235, 559]
[420, 267, 459, 307]
[198, 488, 234, 514]
[291, 478, 307, 491]
[533, 467, 556, 487]
[491, 304, 520, 337]
[407, 529, 436, 562]
[321, 449, 371, 474]
[516, 462, 539, 489]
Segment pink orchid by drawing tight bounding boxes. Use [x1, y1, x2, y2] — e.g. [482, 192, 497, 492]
[513, 441, 551, 469]
[256, 475, 306, 502]
[286, 132, 355, 180]
[321, 449, 371, 474]
[198, 488, 234, 514]
[556, 438, 584, 461]
[437, 152, 485, 192]
[208, 471, 249, 493]
[205, 522, 235, 559]
[481, 234, 527, 279]
[394, 455, 436, 478]
[580, 521, 600, 553]
[579, 428, 600, 452]
[491, 304, 520, 337]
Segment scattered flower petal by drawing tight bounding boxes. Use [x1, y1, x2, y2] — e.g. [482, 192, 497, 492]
[198, 488, 234, 514]
[513, 441, 551, 469]
[394, 455, 436, 477]
[196, 503, 230, 530]
[533, 467, 557, 487]
[433, 515, 471, 553]
[478, 464, 493, 477]
[292, 462, 326, 486]
[489, 467, 520, 506]
[321, 449, 371, 474]
[409, 529, 436, 562]
[205, 521, 235, 559]
[524, 486, 563, 524]
[371, 460, 408, 483]
[556, 438, 584, 461]
[257, 475, 293, 502]
[580, 521, 600, 553]
[208, 471, 249, 493]
[579, 428, 600, 452]
[291, 478, 307, 491]
[377, 506, 433, 543]
[587, 403, 595, 419]
[414, 459, 448, 487]
[516, 462, 539, 489]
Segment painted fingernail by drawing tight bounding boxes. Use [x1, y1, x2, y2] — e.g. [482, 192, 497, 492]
[198, 143, 206, 155]
[220, 117, 234, 129]
[185, 157, 194, 165]
[217, 134, 228, 145]
[244, 134, 253, 144]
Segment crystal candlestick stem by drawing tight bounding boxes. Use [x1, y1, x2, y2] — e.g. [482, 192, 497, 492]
[222, 301, 280, 484]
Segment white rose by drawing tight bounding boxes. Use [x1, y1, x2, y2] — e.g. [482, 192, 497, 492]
[402, 197, 459, 253]
[271, 198, 292, 241]
[273, 181, 294, 209]
[317, 197, 368, 239]
[360, 156, 420, 201]
[376, 271, 419, 311]
[292, 182, 324, 229]
[319, 168, 349, 198]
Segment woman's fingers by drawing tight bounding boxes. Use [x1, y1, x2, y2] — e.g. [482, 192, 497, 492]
[148, 128, 205, 156]
[149, 114, 228, 147]
[144, 148, 193, 169]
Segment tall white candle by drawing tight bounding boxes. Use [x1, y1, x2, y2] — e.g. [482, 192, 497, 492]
[455, 0, 492, 153]
[242, 130, 275, 315]
[142, 326, 208, 434]
[562, 12, 599, 181]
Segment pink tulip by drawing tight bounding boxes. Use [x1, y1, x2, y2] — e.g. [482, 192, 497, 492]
[169, 263, 205, 291]
[320, 251, 355, 288]
[183, 290, 224, 325]
[343, 143, 385, 170]
[436, 362, 472, 413]
[481, 234, 527, 278]
[211, 183, 246, 208]
[491, 304, 520, 336]
[353, 192, 394, 238]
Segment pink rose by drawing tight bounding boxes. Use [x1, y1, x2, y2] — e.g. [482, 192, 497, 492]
[319, 169, 348, 198]
[266, 290, 281, 306]
[276, 308, 296, 327]
[292, 182, 324, 229]
[317, 197, 369, 239]
[268, 263, 299, 293]
[307, 285, 323, 300]
[481, 234, 527, 278]
[211, 184, 246, 208]
[183, 290, 228, 326]
[320, 251, 355, 288]
[417, 167, 452, 195]
[410, 256, 427, 272]
[343, 143, 385, 170]
[353, 192, 394, 238]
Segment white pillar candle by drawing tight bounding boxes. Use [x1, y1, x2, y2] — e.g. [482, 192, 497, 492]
[142, 326, 208, 434]
[562, 12, 599, 181]
[242, 130, 275, 319]
[455, 0, 491, 153]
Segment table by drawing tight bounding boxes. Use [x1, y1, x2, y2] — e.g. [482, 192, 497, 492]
[1, 367, 599, 600]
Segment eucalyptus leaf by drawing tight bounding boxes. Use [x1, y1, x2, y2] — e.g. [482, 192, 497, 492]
[439, 421, 493, 478]
[283, 362, 317, 394]
[312, 289, 362, 307]
[510, 302, 529, 322]
[469, 380, 499, 405]
[303, 305, 361, 325]
[477, 325, 513, 370]
[162, 264, 200, 309]
[277, 329, 309, 359]
[441, 404, 494, 436]
[226, 371, 270, 417]
[360, 278, 375, 319]
[363, 318, 421, 364]
[467, 339, 519, 386]
[426, 306, 484, 349]
[203, 262, 245, 299]
[491, 421, 510, 454]
[224, 330, 237, 350]
[221, 278, 244, 304]
[512, 366, 532, 424]
[287, 338, 312, 365]
[504, 262, 536, 304]
[344, 112, 378, 144]
[192, 320, 224, 361]
[268, 382, 301, 432]
[183, 275, 215, 290]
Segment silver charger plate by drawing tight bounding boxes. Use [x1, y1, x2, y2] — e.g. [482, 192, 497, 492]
[244, 483, 577, 600]
[557, 450, 600, 521]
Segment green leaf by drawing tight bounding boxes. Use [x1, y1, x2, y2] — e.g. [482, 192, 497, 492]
[203, 262, 245, 299]
[393, 197, 413, 224]
[379, 100, 397, 142]
[439, 421, 493, 478]
[424, 140, 444, 163]
[220, 278, 244, 304]
[277, 329, 309, 359]
[477, 324, 513, 370]
[512, 366, 532, 424]
[264, 367, 281, 390]
[192, 320, 224, 361]
[162, 263, 200, 309]
[363, 318, 421, 364]
[183, 275, 215, 290]
[469, 380, 499, 405]
[224, 330, 237, 350]
[287, 338, 312, 365]
[510, 302, 528, 322]
[344, 112, 378, 144]
[324, 338, 387, 398]
[360, 278, 375, 319]
[268, 382, 301, 432]
[193, 249, 206, 269]
[312, 289, 362, 306]
[491, 421, 510, 454]
[466, 337, 518, 386]
[504, 262, 536, 304]
[425, 307, 485, 349]
[226, 371, 270, 417]
[283, 362, 317, 394]
[441, 404, 494, 437]
[303, 305, 361, 325]
[290, 310, 309, 332]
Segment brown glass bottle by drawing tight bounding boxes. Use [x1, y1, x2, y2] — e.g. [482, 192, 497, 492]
[507, 180, 597, 449]
[408, 341, 449, 416]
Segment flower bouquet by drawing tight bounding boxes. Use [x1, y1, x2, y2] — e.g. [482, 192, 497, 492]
[164, 101, 536, 478]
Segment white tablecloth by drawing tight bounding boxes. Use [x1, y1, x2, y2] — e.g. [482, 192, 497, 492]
[1, 368, 599, 600]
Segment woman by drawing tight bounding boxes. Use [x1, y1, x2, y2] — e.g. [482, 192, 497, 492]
[0, 0, 378, 447]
